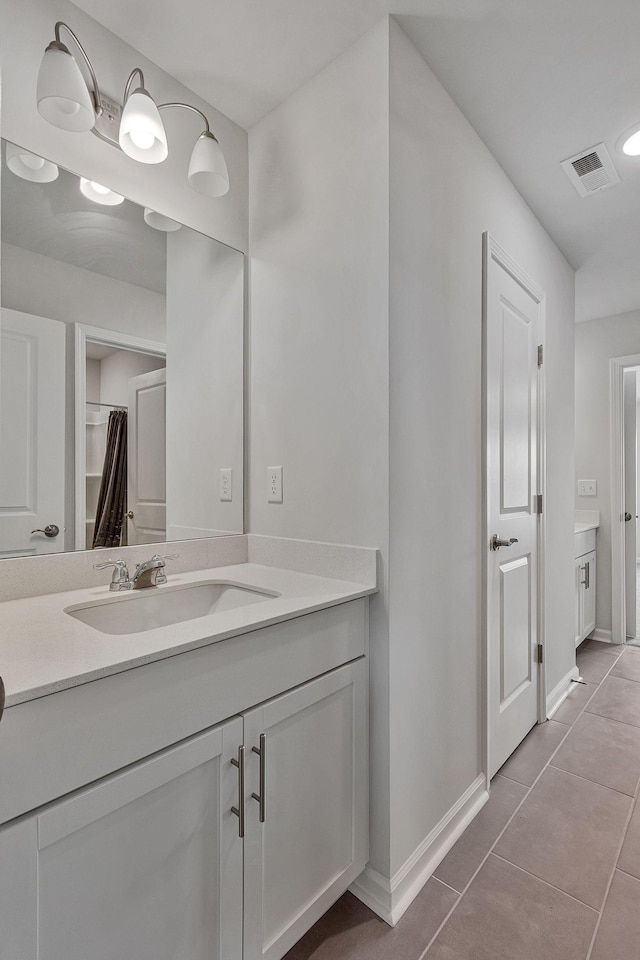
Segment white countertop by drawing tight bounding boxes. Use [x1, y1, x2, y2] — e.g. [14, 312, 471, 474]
[575, 521, 599, 533]
[0, 563, 376, 708]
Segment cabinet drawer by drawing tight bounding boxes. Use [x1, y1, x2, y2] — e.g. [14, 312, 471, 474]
[0, 599, 367, 825]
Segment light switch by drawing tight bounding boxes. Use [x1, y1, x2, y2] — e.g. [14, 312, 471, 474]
[220, 468, 232, 501]
[268, 466, 283, 503]
[578, 479, 597, 497]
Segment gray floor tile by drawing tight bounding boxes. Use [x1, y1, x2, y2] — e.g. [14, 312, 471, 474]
[425, 855, 597, 960]
[433, 775, 528, 893]
[282, 882, 458, 960]
[494, 766, 631, 909]
[617, 798, 640, 881]
[576, 649, 618, 683]
[611, 651, 640, 683]
[497, 720, 568, 787]
[550, 712, 640, 796]
[552, 681, 598, 726]
[586, 675, 640, 728]
[590, 871, 640, 960]
[580, 639, 622, 658]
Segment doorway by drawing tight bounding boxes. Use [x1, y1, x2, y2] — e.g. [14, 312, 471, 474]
[75, 324, 166, 551]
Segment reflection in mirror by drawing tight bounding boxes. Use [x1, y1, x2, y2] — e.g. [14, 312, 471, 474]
[0, 140, 244, 559]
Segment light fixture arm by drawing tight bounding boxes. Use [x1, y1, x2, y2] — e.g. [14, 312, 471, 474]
[158, 102, 217, 141]
[123, 67, 146, 102]
[53, 20, 102, 114]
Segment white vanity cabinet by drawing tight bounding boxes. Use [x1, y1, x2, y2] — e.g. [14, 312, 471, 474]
[0, 599, 368, 960]
[575, 528, 597, 646]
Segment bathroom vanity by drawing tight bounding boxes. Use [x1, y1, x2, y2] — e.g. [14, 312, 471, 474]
[574, 518, 599, 646]
[0, 546, 375, 960]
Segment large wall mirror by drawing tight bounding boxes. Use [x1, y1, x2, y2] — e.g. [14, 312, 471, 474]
[0, 139, 244, 559]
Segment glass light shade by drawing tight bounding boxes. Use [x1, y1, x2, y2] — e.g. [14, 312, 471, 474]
[36, 44, 95, 132]
[80, 178, 125, 206]
[119, 89, 168, 164]
[188, 132, 229, 197]
[622, 128, 640, 156]
[143, 208, 182, 232]
[6, 143, 59, 182]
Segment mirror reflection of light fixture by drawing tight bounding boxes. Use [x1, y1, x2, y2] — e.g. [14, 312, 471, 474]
[36, 21, 229, 196]
[5, 143, 59, 182]
[144, 208, 182, 232]
[80, 177, 125, 205]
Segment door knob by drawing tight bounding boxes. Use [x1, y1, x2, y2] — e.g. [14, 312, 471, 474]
[127, 511, 134, 519]
[491, 534, 519, 551]
[30, 524, 60, 538]
[624, 512, 634, 522]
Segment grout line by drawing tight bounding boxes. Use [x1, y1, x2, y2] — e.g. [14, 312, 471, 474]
[489, 852, 600, 913]
[614, 865, 640, 883]
[546, 761, 639, 800]
[429, 876, 462, 897]
[584, 708, 640, 732]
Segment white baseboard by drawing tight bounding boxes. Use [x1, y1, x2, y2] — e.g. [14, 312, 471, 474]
[349, 774, 488, 926]
[590, 628, 613, 643]
[546, 665, 580, 719]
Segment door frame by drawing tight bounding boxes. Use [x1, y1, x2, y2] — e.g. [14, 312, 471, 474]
[74, 323, 166, 551]
[610, 353, 640, 643]
[482, 233, 547, 788]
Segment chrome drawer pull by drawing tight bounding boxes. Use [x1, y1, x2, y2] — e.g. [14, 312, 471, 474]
[230, 745, 245, 838]
[251, 734, 266, 823]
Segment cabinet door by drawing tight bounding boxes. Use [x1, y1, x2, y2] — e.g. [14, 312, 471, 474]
[582, 550, 597, 639]
[243, 660, 368, 960]
[21, 717, 243, 960]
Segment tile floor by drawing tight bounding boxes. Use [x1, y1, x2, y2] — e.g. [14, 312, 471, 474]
[283, 639, 640, 960]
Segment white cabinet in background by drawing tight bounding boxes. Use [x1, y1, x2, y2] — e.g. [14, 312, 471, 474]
[575, 529, 597, 646]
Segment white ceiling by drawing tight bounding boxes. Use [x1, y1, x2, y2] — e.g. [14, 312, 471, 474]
[72, 0, 640, 322]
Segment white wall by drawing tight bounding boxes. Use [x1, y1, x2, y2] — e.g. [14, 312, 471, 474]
[249, 15, 576, 896]
[166, 228, 245, 538]
[249, 18, 391, 870]
[387, 20, 575, 874]
[1, 0, 247, 253]
[86, 358, 100, 404]
[1, 242, 166, 341]
[575, 310, 640, 635]
[99, 350, 165, 407]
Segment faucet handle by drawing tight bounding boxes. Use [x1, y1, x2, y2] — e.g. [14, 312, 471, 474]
[93, 559, 132, 591]
[150, 554, 179, 585]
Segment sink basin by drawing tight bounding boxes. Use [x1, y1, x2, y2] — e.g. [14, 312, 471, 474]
[65, 581, 279, 635]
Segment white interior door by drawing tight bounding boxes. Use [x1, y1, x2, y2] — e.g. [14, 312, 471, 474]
[0, 308, 66, 556]
[623, 369, 637, 639]
[485, 238, 542, 779]
[127, 366, 166, 544]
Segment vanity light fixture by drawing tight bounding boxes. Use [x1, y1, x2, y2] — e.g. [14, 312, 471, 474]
[143, 208, 182, 231]
[79, 177, 125, 205]
[36, 21, 230, 197]
[5, 142, 59, 182]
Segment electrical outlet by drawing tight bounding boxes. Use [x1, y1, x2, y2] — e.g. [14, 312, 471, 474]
[268, 466, 283, 503]
[220, 468, 232, 501]
[578, 479, 597, 497]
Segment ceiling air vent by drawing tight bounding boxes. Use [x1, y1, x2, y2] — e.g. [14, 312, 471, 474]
[561, 143, 620, 197]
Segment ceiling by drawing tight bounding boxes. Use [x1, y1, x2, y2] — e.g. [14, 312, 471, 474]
[72, 0, 640, 322]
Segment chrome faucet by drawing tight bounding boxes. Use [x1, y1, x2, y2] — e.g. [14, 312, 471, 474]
[93, 554, 178, 591]
[131, 554, 178, 589]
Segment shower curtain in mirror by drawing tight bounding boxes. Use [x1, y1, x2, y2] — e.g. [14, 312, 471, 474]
[93, 410, 128, 549]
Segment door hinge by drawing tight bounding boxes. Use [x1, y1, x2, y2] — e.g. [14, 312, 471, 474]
[537, 344, 543, 367]
[534, 494, 543, 514]
[534, 644, 543, 664]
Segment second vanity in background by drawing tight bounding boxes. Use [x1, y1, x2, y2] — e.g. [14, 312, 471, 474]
[0, 535, 376, 960]
[574, 512, 599, 646]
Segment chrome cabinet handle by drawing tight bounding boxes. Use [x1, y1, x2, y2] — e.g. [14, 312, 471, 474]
[0, 676, 4, 724]
[230, 745, 245, 838]
[251, 734, 266, 823]
[31, 524, 59, 538]
[580, 561, 590, 589]
[491, 535, 519, 551]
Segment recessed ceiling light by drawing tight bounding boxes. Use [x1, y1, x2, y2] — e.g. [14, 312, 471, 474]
[79, 177, 125, 205]
[617, 124, 640, 157]
[5, 142, 59, 182]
